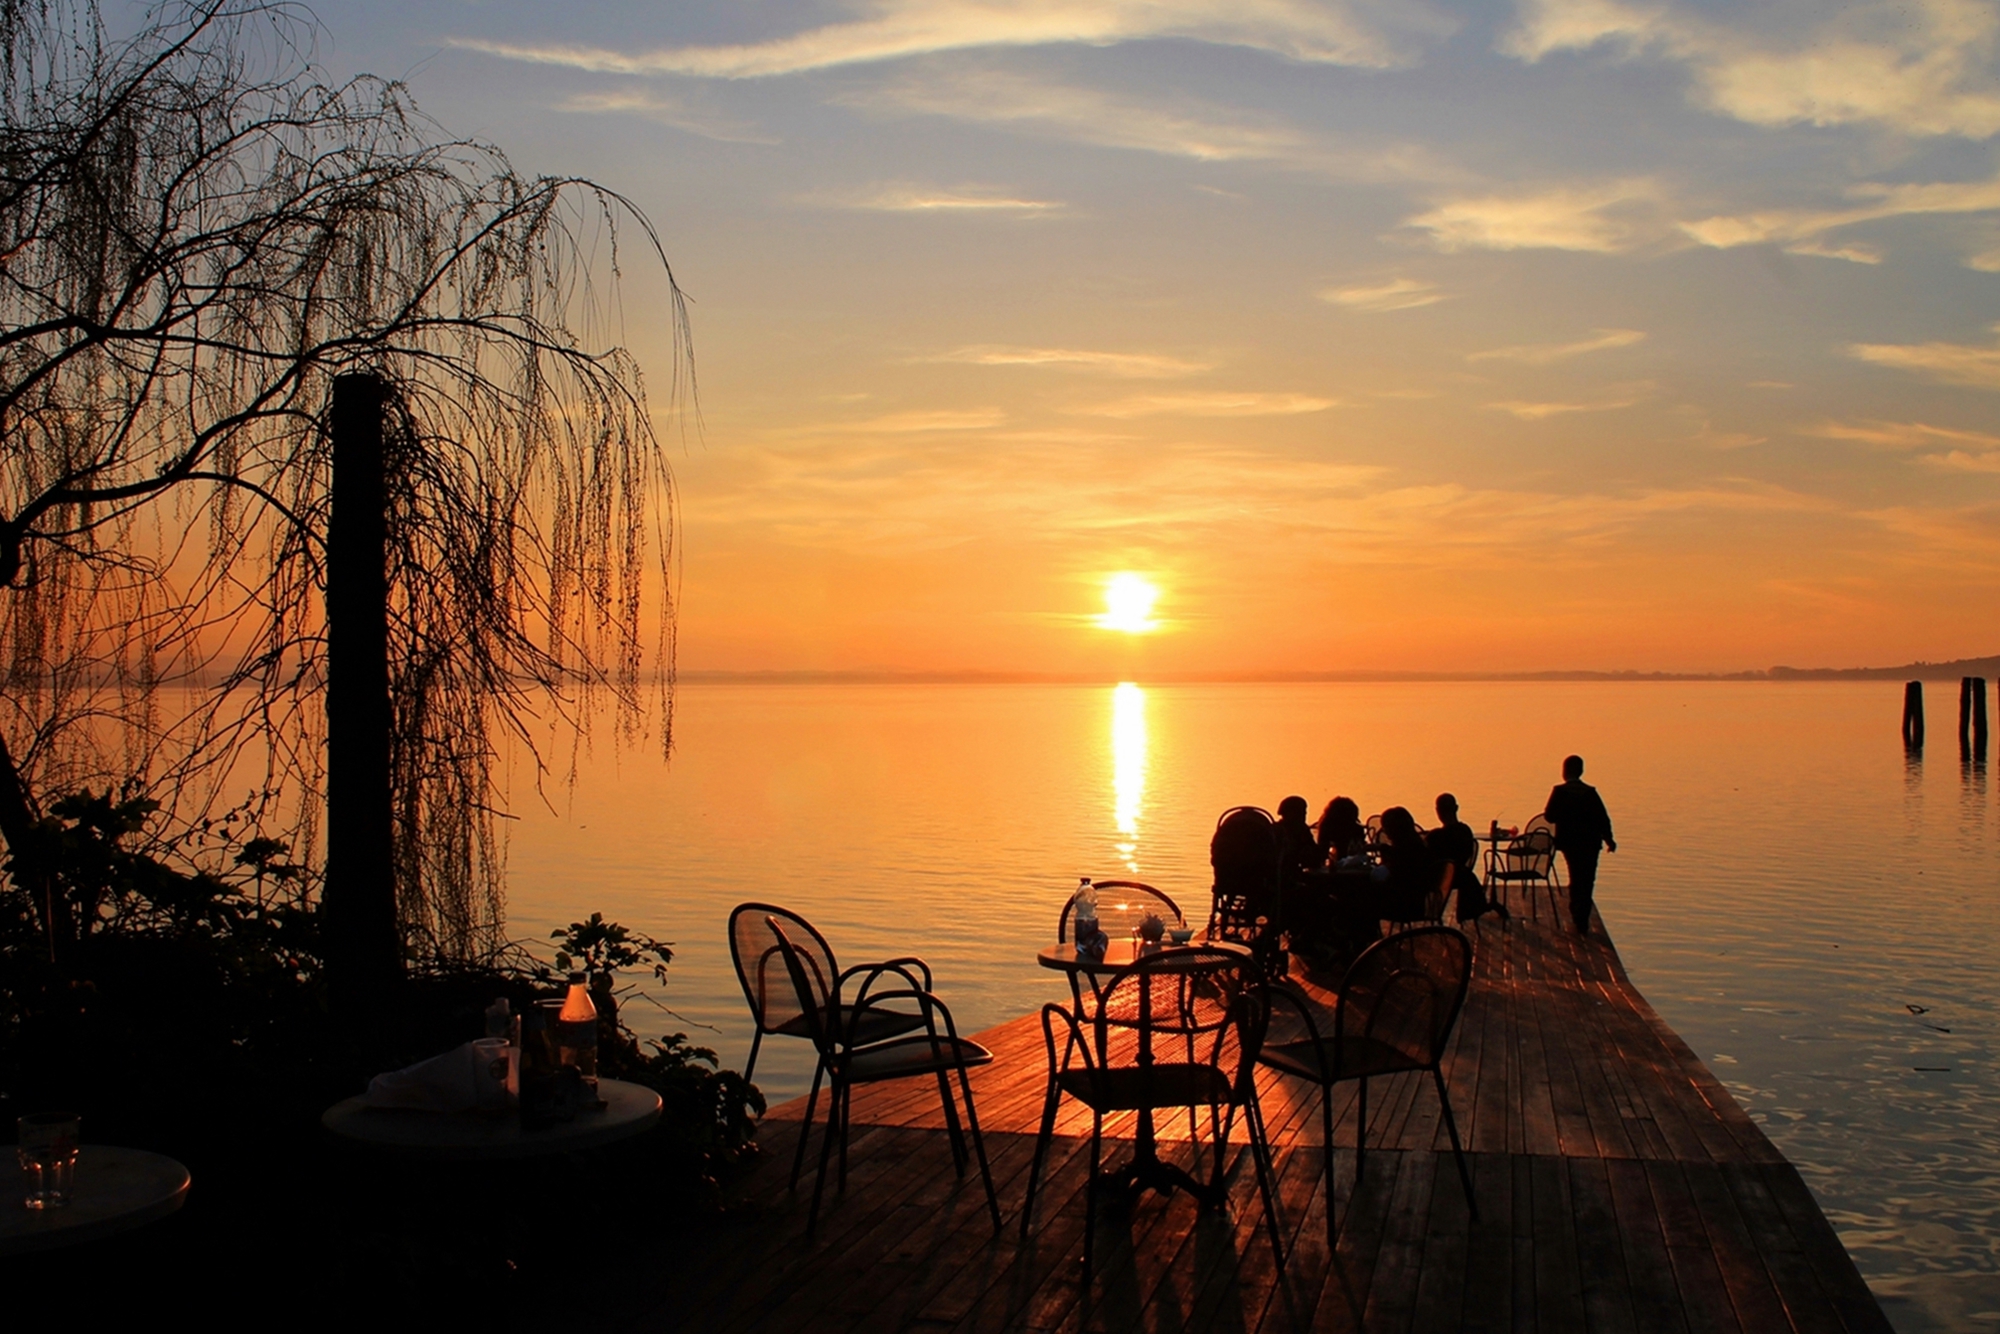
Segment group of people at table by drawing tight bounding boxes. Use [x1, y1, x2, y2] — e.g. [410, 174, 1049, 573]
[1246, 754, 1616, 973]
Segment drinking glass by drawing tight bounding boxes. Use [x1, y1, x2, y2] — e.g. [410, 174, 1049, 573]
[17, 1112, 79, 1210]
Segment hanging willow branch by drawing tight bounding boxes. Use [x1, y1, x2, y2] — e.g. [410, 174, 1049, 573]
[0, 0, 687, 962]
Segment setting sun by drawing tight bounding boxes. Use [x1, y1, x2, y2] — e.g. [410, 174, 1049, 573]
[1098, 573, 1160, 634]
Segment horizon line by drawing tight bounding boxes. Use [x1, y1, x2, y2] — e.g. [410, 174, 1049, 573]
[674, 655, 2000, 686]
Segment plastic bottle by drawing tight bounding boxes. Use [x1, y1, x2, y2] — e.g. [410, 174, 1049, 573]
[518, 1004, 560, 1129]
[557, 971, 599, 1090]
[1072, 878, 1098, 949]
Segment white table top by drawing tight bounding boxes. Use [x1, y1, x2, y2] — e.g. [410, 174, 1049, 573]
[321, 1078, 662, 1159]
[0, 1146, 189, 1255]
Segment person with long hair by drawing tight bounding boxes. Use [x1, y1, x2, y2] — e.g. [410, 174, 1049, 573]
[1316, 795, 1366, 863]
[1376, 805, 1438, 923]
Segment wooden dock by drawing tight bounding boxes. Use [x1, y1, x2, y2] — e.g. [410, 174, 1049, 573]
[664, 887, 1891, 1333]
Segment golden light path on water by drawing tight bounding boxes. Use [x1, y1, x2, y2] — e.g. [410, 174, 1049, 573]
[1111, 681, 1147, 873]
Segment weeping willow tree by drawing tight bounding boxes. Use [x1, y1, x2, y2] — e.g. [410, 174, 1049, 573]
[0, 0, 685, 972]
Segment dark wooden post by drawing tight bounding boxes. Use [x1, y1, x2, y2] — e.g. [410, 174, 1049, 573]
[1903, 680, 1925, 750]
[322, 373, 400, 1016]
[1976, 678, 1990, 762]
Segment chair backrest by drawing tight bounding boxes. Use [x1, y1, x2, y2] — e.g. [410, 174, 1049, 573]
[1085, 948, 1268, 1104]
[1210, 808, 1279, 937]
[1335, 926, 1472, 1071]
[1524, 814, 1555, 839]
[766, 916, 841, 1057]
[1211, 807, 1277, 880]
[1364, 812, 1384, 843]
[1502, 827, 1554, 877]
[1060, 880, 1185, 943]
[729, 902, 839, 1038]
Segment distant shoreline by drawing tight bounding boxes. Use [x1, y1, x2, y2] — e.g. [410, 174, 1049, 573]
[676, 655, 2000, 686]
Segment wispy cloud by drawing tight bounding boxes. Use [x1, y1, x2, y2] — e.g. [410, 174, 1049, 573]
[1469, 328, 1646, 364]
[1922, 450, 2000, 472]
[1501, 0, 2000, 139]
[839, 67, 1464, 183]
[842, 408, 1010, 432]
[1679, 175, 2000, 258]
[1404, 180, 1666, 253]
[1084, 391, 1338, 418]
[1848, 325, 2000, 388]
[1808, 418, 2000, 450]
[1319, 277, 1447, 312]
[926, 345, 1212, 377]
[816, 183, 1064, 214]
[551, 88, 777, 143]
[451, 0, 1455, 80]
[1486, 394, 1644, 419]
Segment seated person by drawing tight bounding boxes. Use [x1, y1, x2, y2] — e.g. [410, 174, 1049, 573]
[1376, 805, 1440, 923]
[1275, 795, 1325, 881]
[1316, 795, 1367, 864]
[1425, 792, 1509, 924]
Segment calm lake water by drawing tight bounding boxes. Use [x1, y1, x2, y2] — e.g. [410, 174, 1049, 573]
[504, 681, 1997, 1333]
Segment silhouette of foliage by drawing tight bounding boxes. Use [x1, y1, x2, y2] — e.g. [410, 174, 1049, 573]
[0, 0, 687, 961]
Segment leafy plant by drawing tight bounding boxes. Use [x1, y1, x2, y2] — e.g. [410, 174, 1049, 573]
[550, 912, 673, 981]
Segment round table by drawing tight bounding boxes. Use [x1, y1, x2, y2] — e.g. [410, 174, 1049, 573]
[0, 1146, 189, 1255]
[1036, 939, 1253, 1207]
[1035, 938, 1251, 975]
[321, 1078, 662, 1159]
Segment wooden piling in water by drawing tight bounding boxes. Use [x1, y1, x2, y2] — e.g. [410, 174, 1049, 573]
[1975, 677, 1990, 761]
[1904, 679, 1925, 750]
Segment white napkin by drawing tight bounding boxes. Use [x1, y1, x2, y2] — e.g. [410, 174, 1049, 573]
[362, 1040, 510, 1112]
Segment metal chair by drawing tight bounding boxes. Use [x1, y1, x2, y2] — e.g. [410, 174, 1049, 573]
[1487, 826, 1557, 916]
[727, 903, 933, 1185]
[1021, 947, 1282, 1280]
[1207, 806, 1285, 978]
[1390, 862, 1455, 931]
[1525, 814, 1564, 887]
[1258, 926, 1477, 1249]
[1059, 880, 1185, 944]
[767, 917, 1001, 1235]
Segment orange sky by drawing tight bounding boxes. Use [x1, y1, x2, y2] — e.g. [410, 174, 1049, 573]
[313, 0, 2000, 675]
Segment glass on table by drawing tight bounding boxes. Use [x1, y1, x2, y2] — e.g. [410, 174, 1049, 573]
[17, 1111, 80, 1210]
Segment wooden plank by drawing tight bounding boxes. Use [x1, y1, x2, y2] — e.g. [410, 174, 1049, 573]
[686, 901, 1895, 1334]
[1679, 1162, 1795, 1333]
[1529, 1154, 1587, 1334]
[1360, 1148, 1438, 1331]
[1455, 1152, 1514, 1334]
[1719, 1162, 1851, 1334]
[1759, 1164, 1895, 1334]
[1568, 1157, 1640, 1334]
[1644, 1159, 1746, 1334]
[1408, 1149, 1474, 1333]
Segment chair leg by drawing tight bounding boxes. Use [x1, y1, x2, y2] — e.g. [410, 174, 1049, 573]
[1021, 1077, 1060, 1240]
[1320, 1079, 1337, 1250]
[955, 1060, 1002, 1231]
[1083, 1114, 1103, 1284]
[1355, 1076, 1368, 1182]
[790, 1058, 824, 1189]
[936, 1067, 968, 1173]
[807, 1075, 841, 1236]
[1208, 1100, 1238, 1200]
[1245, 1096, 1285, 1272]
[1432, 1067, 1478, 1220]
[837, 1084, 852, 1189]
[744, 1030, 763, 1086]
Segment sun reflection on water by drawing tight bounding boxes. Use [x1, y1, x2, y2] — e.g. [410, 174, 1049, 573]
[1111, 682, 1147, 872]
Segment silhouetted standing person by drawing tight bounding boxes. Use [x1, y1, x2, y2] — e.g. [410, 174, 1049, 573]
[1544, 755, 1616, 935]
